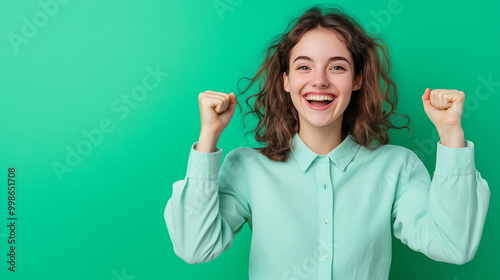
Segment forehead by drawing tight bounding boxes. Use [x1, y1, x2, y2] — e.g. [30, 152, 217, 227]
[290, 28, 352, 62]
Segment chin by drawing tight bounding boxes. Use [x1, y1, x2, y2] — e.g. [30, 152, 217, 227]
[304, 115, 339, 129]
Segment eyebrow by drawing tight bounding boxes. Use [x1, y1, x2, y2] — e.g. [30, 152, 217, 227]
[292, 55, 351, 66]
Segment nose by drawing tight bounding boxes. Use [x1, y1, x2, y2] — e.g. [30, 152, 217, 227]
[311, 70, 329, 87]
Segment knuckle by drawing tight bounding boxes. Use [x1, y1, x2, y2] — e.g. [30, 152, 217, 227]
[199, 96, 212, 106]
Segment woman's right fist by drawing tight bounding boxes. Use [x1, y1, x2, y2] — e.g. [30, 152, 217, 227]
[198, 90, 237, 136]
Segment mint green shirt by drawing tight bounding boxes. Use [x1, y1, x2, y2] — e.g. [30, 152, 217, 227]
[164, 134, 490, 280]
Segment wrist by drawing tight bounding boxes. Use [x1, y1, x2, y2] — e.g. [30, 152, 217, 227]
[437, 126, 465, 148]
[196, 130, 221, 153]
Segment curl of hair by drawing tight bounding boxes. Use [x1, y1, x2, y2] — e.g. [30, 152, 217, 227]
[240, 5, 410, 162]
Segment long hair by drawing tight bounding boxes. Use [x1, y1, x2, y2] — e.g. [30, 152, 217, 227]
[240, 5, 410, 161]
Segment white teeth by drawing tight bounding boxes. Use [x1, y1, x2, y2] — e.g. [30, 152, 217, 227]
[305, 95, 334, 101]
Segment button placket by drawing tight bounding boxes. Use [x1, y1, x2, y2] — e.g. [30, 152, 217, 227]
[317, 157, 333, 278]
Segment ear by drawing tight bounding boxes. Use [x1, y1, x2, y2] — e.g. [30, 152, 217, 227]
[353, 71, 362, 91]
[283, 72, 290, 92]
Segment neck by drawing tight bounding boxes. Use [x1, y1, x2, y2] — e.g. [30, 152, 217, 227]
[298, 122, 343, 156]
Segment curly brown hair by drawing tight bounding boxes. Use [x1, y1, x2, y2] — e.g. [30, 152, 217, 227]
[240, 5, 410, 161]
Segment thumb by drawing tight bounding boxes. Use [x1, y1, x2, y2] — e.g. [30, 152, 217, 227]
[229, 92, 237, 103]
[227, 92, 237, 110]
[421, 88, 431, 102]
[421, 88, 432, 110]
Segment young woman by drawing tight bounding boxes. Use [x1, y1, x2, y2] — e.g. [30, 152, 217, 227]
[164, 6, 490, 280]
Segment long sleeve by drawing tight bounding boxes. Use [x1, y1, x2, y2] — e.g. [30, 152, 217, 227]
[392, 141, 490, 264]
[164, 144, 251, 264]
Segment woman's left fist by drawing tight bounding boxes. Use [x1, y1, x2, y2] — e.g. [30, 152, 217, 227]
[422, 88, 465, 130]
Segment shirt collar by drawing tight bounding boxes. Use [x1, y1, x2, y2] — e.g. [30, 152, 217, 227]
[290, 133, 361, 172]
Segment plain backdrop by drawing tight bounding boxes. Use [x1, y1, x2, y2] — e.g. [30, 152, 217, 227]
[0, 0, 499, 279]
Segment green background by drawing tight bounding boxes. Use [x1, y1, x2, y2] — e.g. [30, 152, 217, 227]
[1, 0, 499, 279]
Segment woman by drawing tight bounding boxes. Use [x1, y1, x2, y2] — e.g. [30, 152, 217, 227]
[164, 6, 490, 280]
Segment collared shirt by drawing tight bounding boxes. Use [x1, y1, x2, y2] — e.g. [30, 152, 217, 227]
[165, 134, 490, 280]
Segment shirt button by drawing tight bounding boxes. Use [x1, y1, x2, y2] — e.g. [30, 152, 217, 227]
[324, 220, 328, 225]
[323, 256, 328, 261]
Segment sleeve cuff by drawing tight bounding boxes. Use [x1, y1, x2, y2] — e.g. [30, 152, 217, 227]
[435, 140, 475, 176]
[186, 142, 223, 181]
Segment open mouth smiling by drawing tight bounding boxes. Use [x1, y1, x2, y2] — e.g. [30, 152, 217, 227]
[304, 93, 336, 108]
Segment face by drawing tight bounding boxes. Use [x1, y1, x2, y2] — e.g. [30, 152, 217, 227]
[283, 28, 361, 133]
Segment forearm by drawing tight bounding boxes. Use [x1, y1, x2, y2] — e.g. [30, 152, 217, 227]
[165, 177, 233, 264]
[165, 146, 250, 265]
[393, 143, 490, 264]
[165, 146, 230, 264]
[428, 168, 489, 264]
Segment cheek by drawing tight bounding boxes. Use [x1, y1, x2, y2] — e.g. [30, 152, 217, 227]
[289, 92, 301, 109]
[288, 73, 308, 90]
[332, 75, 355, 92]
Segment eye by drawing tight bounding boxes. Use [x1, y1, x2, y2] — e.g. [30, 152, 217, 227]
[331, 66, 346, 71]
[297, 65, 310, 70]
